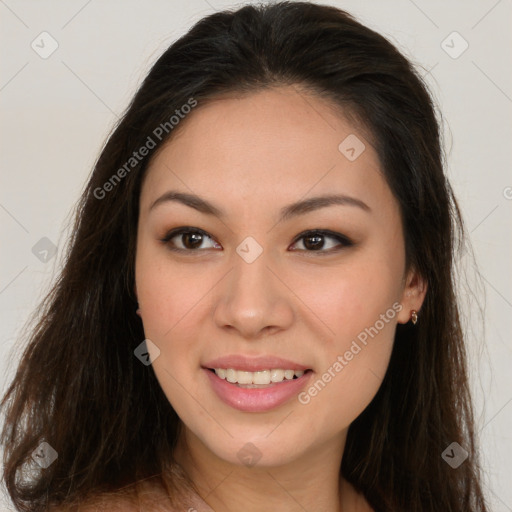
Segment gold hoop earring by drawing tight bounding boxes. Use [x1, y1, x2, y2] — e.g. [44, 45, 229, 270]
[410, 310, 418, 325]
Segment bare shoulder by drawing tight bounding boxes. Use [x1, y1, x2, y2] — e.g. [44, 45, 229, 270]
[47, 496, 138, 511]
[48, 500, 177, 512]
[45, 477, 169, 511]
[47, 487, 178, 512]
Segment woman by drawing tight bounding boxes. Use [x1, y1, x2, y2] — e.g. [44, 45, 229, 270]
[1, 2, 490, 511]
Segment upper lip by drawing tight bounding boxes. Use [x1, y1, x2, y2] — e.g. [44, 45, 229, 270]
[203, 355, 311, 372]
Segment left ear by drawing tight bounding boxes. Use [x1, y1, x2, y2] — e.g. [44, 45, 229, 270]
[396, 267, 428, 324]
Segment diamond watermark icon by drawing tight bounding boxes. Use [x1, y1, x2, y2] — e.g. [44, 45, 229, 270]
[237, 442, 262, 467]
[134, 339, 161, 366]
[32, 237, 57, 263]
[31, 442, 58, 469]
[31, 31, 59, 59]
[441, 31, 469, 59]
[441, 442, 469, 468]
[338, 134, 366, 161]
[236, 236, 263, 264]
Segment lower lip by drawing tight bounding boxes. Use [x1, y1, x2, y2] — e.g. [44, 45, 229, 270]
[203, 368, 312, 412]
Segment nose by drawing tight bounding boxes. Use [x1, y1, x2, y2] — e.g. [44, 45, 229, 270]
[212, 246, 295, 340]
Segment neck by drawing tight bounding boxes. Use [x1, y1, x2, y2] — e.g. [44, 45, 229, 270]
[172, 426, 353, 512]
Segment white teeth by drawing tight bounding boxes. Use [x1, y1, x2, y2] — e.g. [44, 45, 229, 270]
[213, 368, 306, 385]
[284, 369, 295, 380]
[270, 369, 285, 382]
[253, 370, 271, 385]
[237, 371, 253, 385]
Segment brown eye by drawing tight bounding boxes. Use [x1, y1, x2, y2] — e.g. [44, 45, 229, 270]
[160, 228, 221, 252]
[302, 233, 325, 250]
[180, 232, 205, 250]
[290, 230, 353, 253]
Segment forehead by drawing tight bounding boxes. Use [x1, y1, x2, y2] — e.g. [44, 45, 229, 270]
[140, 86, 394, 217]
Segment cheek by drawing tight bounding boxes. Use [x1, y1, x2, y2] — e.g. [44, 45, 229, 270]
[296, 288, 397, 439]
[289, 255, 402, 346]
[291, 254, 401, 426]
[134, 249, 210, 418]
[135, 244, 213, 340]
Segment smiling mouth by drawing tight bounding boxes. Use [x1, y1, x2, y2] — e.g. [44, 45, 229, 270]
[207, 368, 313, 388]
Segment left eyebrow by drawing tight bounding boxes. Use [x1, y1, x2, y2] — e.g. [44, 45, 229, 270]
[148, 190, 371, 221]
[278, 194, 371, 222]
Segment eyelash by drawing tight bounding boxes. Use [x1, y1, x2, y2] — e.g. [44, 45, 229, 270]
[159, 226, 354, 255]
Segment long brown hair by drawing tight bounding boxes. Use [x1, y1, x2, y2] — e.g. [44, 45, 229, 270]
[1, 2, 489, 511]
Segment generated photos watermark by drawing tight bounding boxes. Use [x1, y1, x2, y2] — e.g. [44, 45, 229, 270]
[94, 97, 197, 200]
[298, 301, 403, 405]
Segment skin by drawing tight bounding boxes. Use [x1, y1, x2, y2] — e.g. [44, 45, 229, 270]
[134, 86, 427, 512]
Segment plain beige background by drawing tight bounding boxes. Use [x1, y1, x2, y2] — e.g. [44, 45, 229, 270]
[1, 1, 511, 510]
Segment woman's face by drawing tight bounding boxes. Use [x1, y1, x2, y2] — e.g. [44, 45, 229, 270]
[135, 86, 423, 468]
